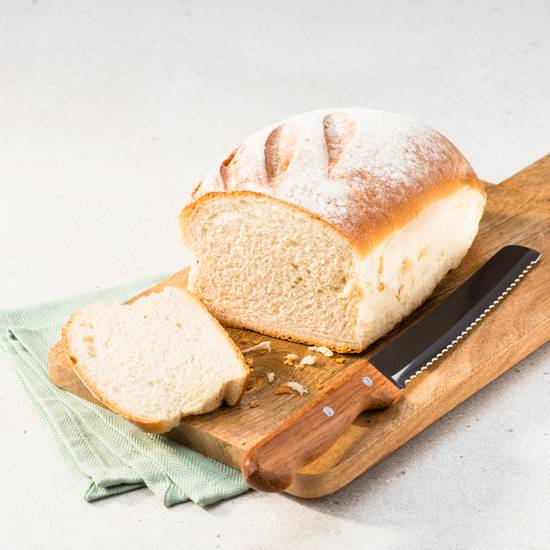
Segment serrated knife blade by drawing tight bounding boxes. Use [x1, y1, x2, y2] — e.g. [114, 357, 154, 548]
[370, 245, 541, 388]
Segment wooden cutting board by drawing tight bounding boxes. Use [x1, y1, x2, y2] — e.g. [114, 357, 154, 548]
[49, 155, 550, 498]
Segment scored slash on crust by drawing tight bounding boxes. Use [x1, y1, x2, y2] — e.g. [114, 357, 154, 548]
[403, 255, 541, 386]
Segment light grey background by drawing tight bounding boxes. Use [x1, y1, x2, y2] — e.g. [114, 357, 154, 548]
[1, 1, 549, 549]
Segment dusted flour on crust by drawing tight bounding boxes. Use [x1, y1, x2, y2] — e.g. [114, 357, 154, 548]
[191, 108, 480, 253]
[181, 108, 486, 352]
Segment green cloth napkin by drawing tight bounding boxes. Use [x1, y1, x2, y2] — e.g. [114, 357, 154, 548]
[0, 276, 248, 507]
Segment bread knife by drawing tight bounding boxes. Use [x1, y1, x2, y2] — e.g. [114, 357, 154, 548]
[242, 245, 541, 492]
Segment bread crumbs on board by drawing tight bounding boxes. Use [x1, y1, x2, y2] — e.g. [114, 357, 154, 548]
[307, 345, 334, 357]
[242, 341, 271, 353]
[283, 353, 298, 366]
[249, 399, 261, 408]
[276, 385, 294, 395]
[283, 381, 308, 395]
[335, 357, 346, 363]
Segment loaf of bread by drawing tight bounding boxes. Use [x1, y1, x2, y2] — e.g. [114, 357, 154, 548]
[62, 287, 249, 432]
[180, 108, 486, 352]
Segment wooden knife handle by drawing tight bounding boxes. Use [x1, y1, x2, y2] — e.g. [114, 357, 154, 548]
[241, 360, 401, 492]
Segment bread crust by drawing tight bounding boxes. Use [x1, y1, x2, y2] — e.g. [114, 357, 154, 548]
[181, 108, 486, 257]
[178, 109, 486, 354]
[61, 287, 250, 433]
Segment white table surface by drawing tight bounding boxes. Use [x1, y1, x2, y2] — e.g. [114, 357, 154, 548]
[1, 1, 549, 549]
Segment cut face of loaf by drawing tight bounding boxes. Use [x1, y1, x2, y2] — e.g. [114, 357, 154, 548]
[182, 189, 485, 352]
[180, 109, 486, 352]
[62, 287, 249, 433]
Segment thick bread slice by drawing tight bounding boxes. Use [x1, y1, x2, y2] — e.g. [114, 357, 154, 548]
[62, 287, 249, 433]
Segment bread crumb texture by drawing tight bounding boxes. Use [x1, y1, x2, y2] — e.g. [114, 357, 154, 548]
[283, 353, 299, 365]
[276, 385, 294, 395]
[299, 355, 317, 366]
[242, 341, 272, 353]
[308, 345, 334, 357]
[284, 381, 308, 395]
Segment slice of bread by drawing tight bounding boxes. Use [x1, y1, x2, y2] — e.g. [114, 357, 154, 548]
[62, 286, 249, 433]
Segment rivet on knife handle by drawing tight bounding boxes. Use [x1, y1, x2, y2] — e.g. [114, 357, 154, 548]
[241, 360, 401, 493]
